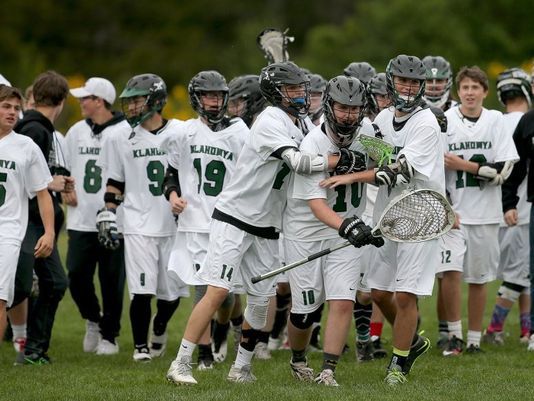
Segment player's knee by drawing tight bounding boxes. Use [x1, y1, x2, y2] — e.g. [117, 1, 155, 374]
[289, 308, 322, 330]
[498, 282, 523, 303]
[276, 292, 291, 310]
[240, 328, 261, 352]
[244, 295, 269, 330]
[220, 292, 235, 309]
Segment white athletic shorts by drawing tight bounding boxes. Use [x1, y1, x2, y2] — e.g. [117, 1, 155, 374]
[356, 213, 374, 293]
[197, 220, 278, 298]
[367, 238, 438, 296]
[436, 229, 466, 275]
[124, 234, 189, 300]
[498, 224, 530, 287]
[462, 224, 500, 284]
[276, 236, 289, 284]
[285, 238, 362, 313]
[0, 243, 21, 306]
[168, 231, 245, 293]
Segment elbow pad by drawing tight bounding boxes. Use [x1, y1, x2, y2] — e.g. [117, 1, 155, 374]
[281, 148, 328, 175]
[163, 165, 181, 200]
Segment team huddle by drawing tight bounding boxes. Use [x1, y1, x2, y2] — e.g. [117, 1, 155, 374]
[0, 51, 533, 388]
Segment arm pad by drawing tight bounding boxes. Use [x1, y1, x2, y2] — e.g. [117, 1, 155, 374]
[281, 148, 328, 175]
[163, 165, 181, 200]
[374, 155, 414, 186]
[477, 160, 515, 186]
[104, 192, 124, 206]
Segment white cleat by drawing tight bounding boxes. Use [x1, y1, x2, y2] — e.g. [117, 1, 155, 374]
[227, 364, 257, 383]
[149, 332, 167, 358]
[96, 339, 119, 355]
[197, 359, 214, 371]
[212, 340, 228, 363]
[290, 359, 315, 382]
[83, 320, 101, 353]
[254, 342, 272, 360]
[267, 337, 282, 351]
[315, 369, 339, 387]
[167, 356, 198, 385]
[528, 334, 534, 351]
[133, 347, 152, 362]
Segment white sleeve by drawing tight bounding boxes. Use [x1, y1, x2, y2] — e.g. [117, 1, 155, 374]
[493, 115, 519, 163]
[250, 114, 298, 160]
[26, 143, 53, 198]
[399, 124, 440, 179]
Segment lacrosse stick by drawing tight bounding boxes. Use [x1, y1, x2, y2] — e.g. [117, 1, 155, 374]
[257, 28, 294, 64]
[356, 133, 394, 167]
[251, 188, 455, 283]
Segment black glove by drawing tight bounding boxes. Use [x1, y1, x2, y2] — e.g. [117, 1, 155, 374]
[371, 236, 385, 248]
[335, 148, 367, 175]
[339, 216, 373, 248]
[96, 207, 120, 250]
[375, 164, 396, 187]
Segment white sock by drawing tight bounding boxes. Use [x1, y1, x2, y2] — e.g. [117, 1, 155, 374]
[234, 346, 254, 369]
[467, 330, 481, 347]
[177, 338, 196, 360]
[11, 324, 27, 340]
[448, 321, 463, 340]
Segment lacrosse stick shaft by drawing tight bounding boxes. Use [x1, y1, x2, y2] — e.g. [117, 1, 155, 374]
[251, 241, 351, 284]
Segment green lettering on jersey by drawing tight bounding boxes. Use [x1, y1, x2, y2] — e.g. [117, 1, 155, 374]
[78, 146, 101, 155]
[0, 172, 7, 206]
[448, 141, 492, 152]
[0, 159, 16, 170]
[190, 145, 234, 161]
[133, 148, 166, 158]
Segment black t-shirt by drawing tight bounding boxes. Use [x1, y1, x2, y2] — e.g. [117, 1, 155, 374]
[502, 109, 534, 211]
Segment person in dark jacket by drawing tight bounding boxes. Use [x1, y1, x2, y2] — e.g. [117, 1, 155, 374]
[12, 70, 71, 365]
[502, 108, 534, 351]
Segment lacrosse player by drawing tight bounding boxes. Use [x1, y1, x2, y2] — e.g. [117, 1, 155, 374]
[99, 74, 188, 362]
[482, 68, 532, 346]
[0, 85, 54, 344]
[444, 66, 518, 353]
[308, 73, 327, 126]
[284, 75, 382, 386]
[321, 55, 444, 385]
[343, 62, 377, 86]
[227, 74, 266, 128]
[422, 56, 457, 111]
[166, 61, 363, 385]
[64, 77, 130, 355]
[162, 70, 248, 369]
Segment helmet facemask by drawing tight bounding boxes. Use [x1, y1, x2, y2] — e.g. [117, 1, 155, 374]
[191, 90, 229, 125]
[323, 75, 367, 148]
[386, 55, 427, 113]
[188, 71, 229, 127]
[119, 74, 167, 128]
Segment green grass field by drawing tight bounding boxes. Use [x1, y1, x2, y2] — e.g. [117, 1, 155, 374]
[2, 233, 534, 401]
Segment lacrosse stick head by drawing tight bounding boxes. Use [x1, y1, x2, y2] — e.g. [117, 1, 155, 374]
[257, 28, 294, 64]
[356, 133, 394, 166]
[373, 189, 455, 242]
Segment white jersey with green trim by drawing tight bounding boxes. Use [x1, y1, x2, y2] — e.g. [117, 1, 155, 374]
[105, 119, 183, 236]
[164, 117, 248, 233]
[445, 107, 519, 224]
[373, 107, 445, 224]
[283, 121, 374, 241]
[214, 106, 306, 230]
[65, 119, 131, 232]
[0, 131, 52, 244]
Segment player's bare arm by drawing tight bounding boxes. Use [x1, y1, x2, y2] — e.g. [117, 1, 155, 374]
[62, 188, 78, 206]
[34, 188, 55, 258]
[308, 198, 343, 230]
[320, 168, 376, 189]
[444, 152, 480, 174]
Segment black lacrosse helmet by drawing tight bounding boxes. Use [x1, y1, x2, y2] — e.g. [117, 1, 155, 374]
[228, 74, 266, 127]
[188, 70, 229, 125]
[496, 67, 532, 108]
[343, 62, 377, 85]
[386, 55, 426, 113]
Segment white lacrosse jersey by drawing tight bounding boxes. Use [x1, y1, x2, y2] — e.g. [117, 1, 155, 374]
[373, 107, 445, 224]
[65, 119, 131, 232]
[214, 106, 306, 230]
[163, 117, 248, 233]
[284, 121, 374, 240]
[105, 119, 183, 236]
[502, 111, 528, 226]
[445, 107, 519, 224]
[0, 131, 52, 244]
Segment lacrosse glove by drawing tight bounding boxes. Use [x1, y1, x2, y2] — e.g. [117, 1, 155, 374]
[335, 148, 367, 175]
[339, 215, 373, 248]
[96, 207, 120, 250]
